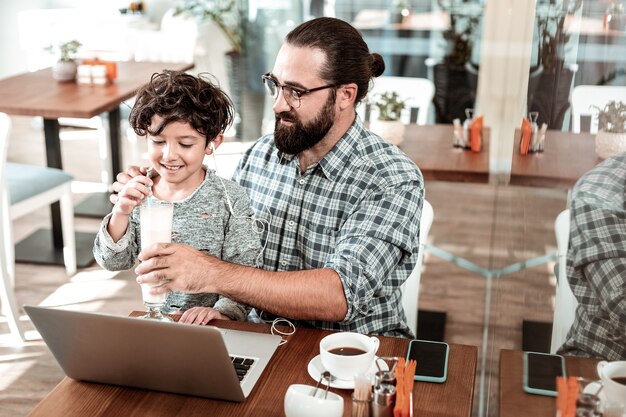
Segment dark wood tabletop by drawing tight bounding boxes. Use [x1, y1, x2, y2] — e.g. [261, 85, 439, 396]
[510, 129, 601, 189]
[27, 318, 478, 417]
[399, 124, 491, 183]
[399, 124, 602, 189]
[499, 349, 599, 417]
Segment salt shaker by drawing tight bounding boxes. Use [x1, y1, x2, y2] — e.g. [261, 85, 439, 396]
[371, 382, 395, 417]
[462, 108, 474, 149]
[528, 112, 539, 152]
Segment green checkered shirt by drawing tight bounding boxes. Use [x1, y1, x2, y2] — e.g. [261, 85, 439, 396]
[234, 117, 424, 337]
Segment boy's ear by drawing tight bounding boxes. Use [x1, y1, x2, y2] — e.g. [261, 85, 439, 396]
[206, 134, 224, 155]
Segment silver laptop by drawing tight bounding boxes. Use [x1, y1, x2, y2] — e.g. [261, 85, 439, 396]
[24, 305, 282, 402]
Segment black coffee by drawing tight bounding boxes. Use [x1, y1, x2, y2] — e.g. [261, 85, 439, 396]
[611, 376, 626, 386]
[328, 347, 366, 356]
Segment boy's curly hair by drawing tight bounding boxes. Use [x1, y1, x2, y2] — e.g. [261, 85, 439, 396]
[129, 70, 234, 145]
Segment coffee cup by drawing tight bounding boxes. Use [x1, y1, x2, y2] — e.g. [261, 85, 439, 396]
[597, 360, 626, 405]
[319, 332, 380, 381]
[284, 384, 344, 417]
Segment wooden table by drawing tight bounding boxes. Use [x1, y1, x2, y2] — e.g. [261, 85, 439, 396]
[510, 129, 601, 189]
[399, 124, 602, 189]
[400, 124, 491, 183]
[499, 349, 599, 417]
[0, 61, 193, 267]
[27, 319, 478, 417]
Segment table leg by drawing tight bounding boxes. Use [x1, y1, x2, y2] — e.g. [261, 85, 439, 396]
[73, 107, 119, 218]
[13, 118, 96, 268]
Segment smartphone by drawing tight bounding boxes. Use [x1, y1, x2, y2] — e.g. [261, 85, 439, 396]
[522, 351, 566, 397]
[405, 339, 449, 383]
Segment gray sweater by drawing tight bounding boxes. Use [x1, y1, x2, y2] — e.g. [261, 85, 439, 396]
[93, 168, 262, 320]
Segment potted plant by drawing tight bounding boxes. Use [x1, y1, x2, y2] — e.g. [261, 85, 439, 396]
[369, 91, 407, 145]
[47, 40, 82, 82]
[173, 0, 263, 140]
[593, 100, 626, 159]
[429, 0, 481, 123]
[605, 1, 625, 31]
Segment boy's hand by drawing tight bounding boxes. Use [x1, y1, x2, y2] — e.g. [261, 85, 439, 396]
[110, 166, 150, 204]
[112, 175, 153, 216]
[178, 307, 230, 325]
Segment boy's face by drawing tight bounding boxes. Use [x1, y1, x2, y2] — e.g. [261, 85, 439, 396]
[147, 115, 211, 190]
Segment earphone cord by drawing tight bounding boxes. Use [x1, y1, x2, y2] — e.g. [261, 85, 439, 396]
[210, 144, 270, 268]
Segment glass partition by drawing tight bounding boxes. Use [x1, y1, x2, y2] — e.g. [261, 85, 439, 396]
[234, 1, 624, 416]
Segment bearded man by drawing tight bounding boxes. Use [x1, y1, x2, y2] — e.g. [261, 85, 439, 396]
[114, 17, 424, 337]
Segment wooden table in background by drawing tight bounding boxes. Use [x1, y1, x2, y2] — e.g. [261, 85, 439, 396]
[27, 319, 478, 417]
[0, 61, 193, 267]
[399, 124, 491, 183]
[499, 349, 599, 417]
[511, 129, 600, 189]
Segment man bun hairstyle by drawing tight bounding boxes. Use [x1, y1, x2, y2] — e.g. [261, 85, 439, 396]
[285, 17, 385, 105]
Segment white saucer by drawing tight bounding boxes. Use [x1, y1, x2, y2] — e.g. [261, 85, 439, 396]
[307, 354, 387, 390]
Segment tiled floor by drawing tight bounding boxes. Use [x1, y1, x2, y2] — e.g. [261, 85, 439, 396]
[0, 115, 568, 417]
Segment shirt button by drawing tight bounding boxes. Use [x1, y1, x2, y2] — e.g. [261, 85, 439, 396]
[288, 220, 295, 227]
[298, 178, 305, 185]
[281, 260, 287, 266]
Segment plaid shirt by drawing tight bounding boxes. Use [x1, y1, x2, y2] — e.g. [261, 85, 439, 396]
[234, 117, 424, 337]
[559, 153, 626, 360]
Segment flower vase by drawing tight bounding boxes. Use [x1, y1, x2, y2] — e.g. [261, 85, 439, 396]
[595, 129, 626, 159]
[52, 61, 77, 82]
[370, 119, 406, 145]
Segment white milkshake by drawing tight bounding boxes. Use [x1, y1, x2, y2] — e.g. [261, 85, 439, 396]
[139, 201, 173, 306]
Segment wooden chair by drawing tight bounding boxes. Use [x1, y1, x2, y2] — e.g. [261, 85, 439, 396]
[0, 113, 76, 343]
[402, 200, 434, 336]
[359, 76, 435, 125]
[550, 209, 578, 353]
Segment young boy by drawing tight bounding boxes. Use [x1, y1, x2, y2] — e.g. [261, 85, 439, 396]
[93, 70, 261, 325]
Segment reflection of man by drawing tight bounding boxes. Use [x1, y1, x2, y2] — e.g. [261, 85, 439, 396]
[558, 153, 626, 360]
[114, 17, 424, 337]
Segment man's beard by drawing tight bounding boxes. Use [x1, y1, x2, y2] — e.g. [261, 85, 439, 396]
[273, 93, 336, 155]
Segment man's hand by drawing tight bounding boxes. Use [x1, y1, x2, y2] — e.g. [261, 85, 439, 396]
[109, 166, 149, 204]
[135, 243, 220, 294]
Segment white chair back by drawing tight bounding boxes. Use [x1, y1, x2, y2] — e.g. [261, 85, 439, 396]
[0, 113, 27, 343]
[550, 209, 578, 353]
[0, 112, 77, 344]
[360, 76, 435, 125]
[402, 200, 434, 336]
[571, 85, 626, 133]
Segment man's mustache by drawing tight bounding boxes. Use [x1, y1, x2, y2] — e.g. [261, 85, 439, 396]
[276, 112, 296, 123]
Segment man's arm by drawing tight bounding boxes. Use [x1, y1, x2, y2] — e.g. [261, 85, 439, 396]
[135, 243, 348, 321]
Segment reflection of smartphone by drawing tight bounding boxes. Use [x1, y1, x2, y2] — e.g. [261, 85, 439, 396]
[406, 339, 449, 383]
[523, 352, 566, 397]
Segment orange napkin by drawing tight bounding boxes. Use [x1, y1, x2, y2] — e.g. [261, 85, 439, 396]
[520, 118, 532, 155]
[469, 115, 483, 153]
[556, 376, 579, 417]
[394, 357, 416, 417]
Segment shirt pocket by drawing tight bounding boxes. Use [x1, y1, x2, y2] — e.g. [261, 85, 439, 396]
[298, 220, 338, 269]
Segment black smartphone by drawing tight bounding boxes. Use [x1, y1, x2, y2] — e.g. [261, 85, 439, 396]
[522, 351, 566, 397]
[405, 339, 449, 383]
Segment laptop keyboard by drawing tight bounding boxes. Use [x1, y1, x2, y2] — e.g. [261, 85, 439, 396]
[230, 355, 256, 382]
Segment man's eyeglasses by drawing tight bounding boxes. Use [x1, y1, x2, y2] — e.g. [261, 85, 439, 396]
[261, 73, 336, 109]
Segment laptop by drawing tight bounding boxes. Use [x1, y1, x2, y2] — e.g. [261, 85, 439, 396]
[24, 305, 282, 402]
